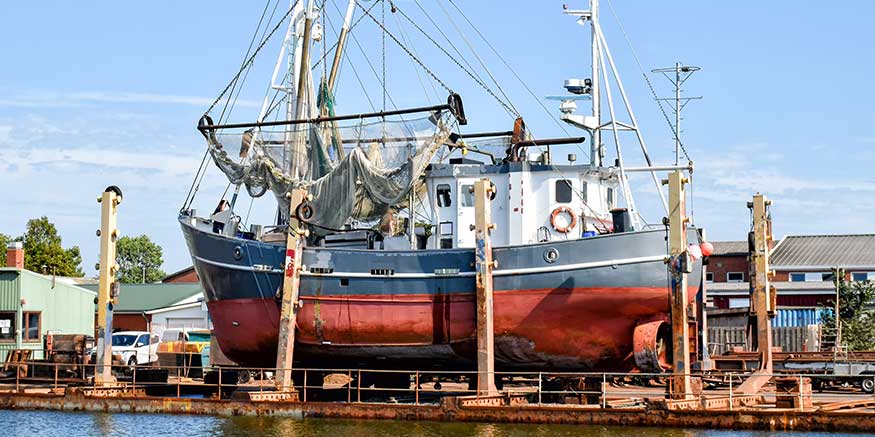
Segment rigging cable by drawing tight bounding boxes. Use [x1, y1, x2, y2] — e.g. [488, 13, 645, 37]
[445, 0, 581, 157]
[204, 1, 299, 117]
[431, 0, 520, 118]
[353, 0, 455, 96]
[604, 0, 691, 163]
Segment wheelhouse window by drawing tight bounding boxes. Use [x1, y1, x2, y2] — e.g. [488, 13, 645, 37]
[607, 187, 615, 209]
[460, 184, 475, 207]
[23, 312, 40, 342]
[0, 312, 14, 342]
[555, 180, 573, 203]
[580, 180, 588, 204]
[726, 272, 744, 283]
[436, 184, 452, 208]
[705, 272, 714, 283]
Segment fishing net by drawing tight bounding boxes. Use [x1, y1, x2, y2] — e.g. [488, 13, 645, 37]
[206, 111, 454, 234]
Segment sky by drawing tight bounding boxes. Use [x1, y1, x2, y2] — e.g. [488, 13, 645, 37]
[1, 1, 874, 276]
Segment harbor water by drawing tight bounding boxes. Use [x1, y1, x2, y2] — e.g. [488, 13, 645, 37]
[0, 410, 863, 437]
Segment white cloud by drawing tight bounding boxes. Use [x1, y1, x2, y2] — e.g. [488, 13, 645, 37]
[0, 90, 259, 109]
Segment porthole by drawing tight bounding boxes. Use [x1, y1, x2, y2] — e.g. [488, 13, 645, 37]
[233, 246, 243, 260]
[544, 248, 559, 264]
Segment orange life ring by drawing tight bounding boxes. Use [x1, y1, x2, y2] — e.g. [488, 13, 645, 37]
[550, 206, 578, 233]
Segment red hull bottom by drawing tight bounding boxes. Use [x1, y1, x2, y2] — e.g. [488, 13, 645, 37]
[208, 286, 692, 371]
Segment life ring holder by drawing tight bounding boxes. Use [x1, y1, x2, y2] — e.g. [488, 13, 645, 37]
[550, 206, 578, 234]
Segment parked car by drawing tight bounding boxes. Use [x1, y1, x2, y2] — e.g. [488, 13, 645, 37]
[89, 331, 160, 367]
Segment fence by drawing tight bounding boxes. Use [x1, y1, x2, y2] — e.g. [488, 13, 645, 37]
[708, 325, 820, 355]
[3, 358, 875, 413]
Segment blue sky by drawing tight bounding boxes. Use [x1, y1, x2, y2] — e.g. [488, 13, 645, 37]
[1, 1, 874, 275]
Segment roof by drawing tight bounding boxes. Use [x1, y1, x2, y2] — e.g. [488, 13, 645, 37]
[710, 241, 748, 256]
[0, 267, 97, 296]
[162, 266, 197, 283]
[708, 281, 836, 296]
[82, 282, 203, 313]
[771, 234, 875, 270]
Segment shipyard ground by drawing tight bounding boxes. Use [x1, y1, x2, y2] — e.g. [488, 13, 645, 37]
[1, 379, 874, 432]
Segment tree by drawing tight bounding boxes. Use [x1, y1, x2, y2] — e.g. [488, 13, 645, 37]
[821, 272, 875, 351]
[0, 233, 9, 252]
[116, 235, 166, 283]
[21, 217, 84, 277]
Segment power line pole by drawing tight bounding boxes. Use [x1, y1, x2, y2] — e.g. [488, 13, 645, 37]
[652, 63, 702, 165]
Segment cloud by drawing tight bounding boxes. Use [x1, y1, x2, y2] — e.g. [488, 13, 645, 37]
[0, 90, 260, 109]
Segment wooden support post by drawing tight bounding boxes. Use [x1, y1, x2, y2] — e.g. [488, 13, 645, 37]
[275, 189, 308, 392]
[738, 193, 775, 394]
[472, 178, 497, 396]
[95, 186, 122, 386]
[665, 171, 692, 399]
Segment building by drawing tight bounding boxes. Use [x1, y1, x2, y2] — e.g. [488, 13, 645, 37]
[82, 282, 209, 337]
[0, 243, 96, 360]
[705, 234, 875, 353]
[162, 266, 199, 284]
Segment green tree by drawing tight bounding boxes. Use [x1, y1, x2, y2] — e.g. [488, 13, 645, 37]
[21, 217, 84, 277]
[0, 233, 9, 252]
[116, 235, 166, 283]
[821, 273, 875, 351]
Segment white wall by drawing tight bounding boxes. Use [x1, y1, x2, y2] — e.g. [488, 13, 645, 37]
[149, 303, 211, 339]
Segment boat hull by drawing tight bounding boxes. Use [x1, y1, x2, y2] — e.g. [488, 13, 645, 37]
[180, 216, 701, 371]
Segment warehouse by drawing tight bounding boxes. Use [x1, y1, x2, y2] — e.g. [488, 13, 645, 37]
[0, 243, 95, 360]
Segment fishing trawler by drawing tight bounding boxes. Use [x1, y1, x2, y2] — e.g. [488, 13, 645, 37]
[180, 0, 706, 373]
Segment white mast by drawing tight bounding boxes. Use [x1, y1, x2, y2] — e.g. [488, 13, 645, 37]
[561, 0, 672, 228]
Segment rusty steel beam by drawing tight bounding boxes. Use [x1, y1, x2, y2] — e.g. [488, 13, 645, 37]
[665, 171, 692, 399]
[472, 178, 498, 396]
[738, 193, 775, 395]
[95, 186, 122, 386]
[275, 189, 309, 392]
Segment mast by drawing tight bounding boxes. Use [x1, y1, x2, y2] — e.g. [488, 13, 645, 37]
[328, 0, 356, 93]
[652, 63, 702, 165]
[589, 0, 602, 166]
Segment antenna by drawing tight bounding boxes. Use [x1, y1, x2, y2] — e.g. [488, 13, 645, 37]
[651, 63, 702, 165]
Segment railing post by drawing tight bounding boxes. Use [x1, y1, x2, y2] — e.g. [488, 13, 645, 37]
[728, 372, 733, 411]
[54, 363, 59, 390]
[303, 369, 308, 403]
[347, 369, 352, 403]
[15, 362, 19, 392]
[357, 370, 361, 403]
[601, 373, 607, 409]
[177, 368, 181, 398]
[415, 371, 420, 405]
[798, 373, 804, 412]
[132, 364, 136, 392]
[537, 372, 542, 406]
[218, 367, 222, 399]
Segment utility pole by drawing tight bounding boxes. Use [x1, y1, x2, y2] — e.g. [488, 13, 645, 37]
[652, 63, 701, 165]
[472, 178, 498, 396]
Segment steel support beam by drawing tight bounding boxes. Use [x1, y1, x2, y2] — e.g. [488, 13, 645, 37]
[738, 193, 775, 394]
[95, 186, 122, 386]
[472, 178, 497, 396]
[665, 171, 692, 399]
[275, 189, 308, 392]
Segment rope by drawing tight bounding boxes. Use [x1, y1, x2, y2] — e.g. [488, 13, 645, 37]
[605, 0, 691, 162]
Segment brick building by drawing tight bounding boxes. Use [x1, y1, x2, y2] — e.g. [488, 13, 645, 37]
[707, 235, 875, 310]
[162, 266, 199, 284]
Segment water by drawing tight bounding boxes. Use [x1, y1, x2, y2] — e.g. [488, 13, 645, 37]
[0, 410, 862, 437]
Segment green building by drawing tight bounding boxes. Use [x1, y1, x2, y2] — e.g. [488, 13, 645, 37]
[0, 266, 96, 361]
